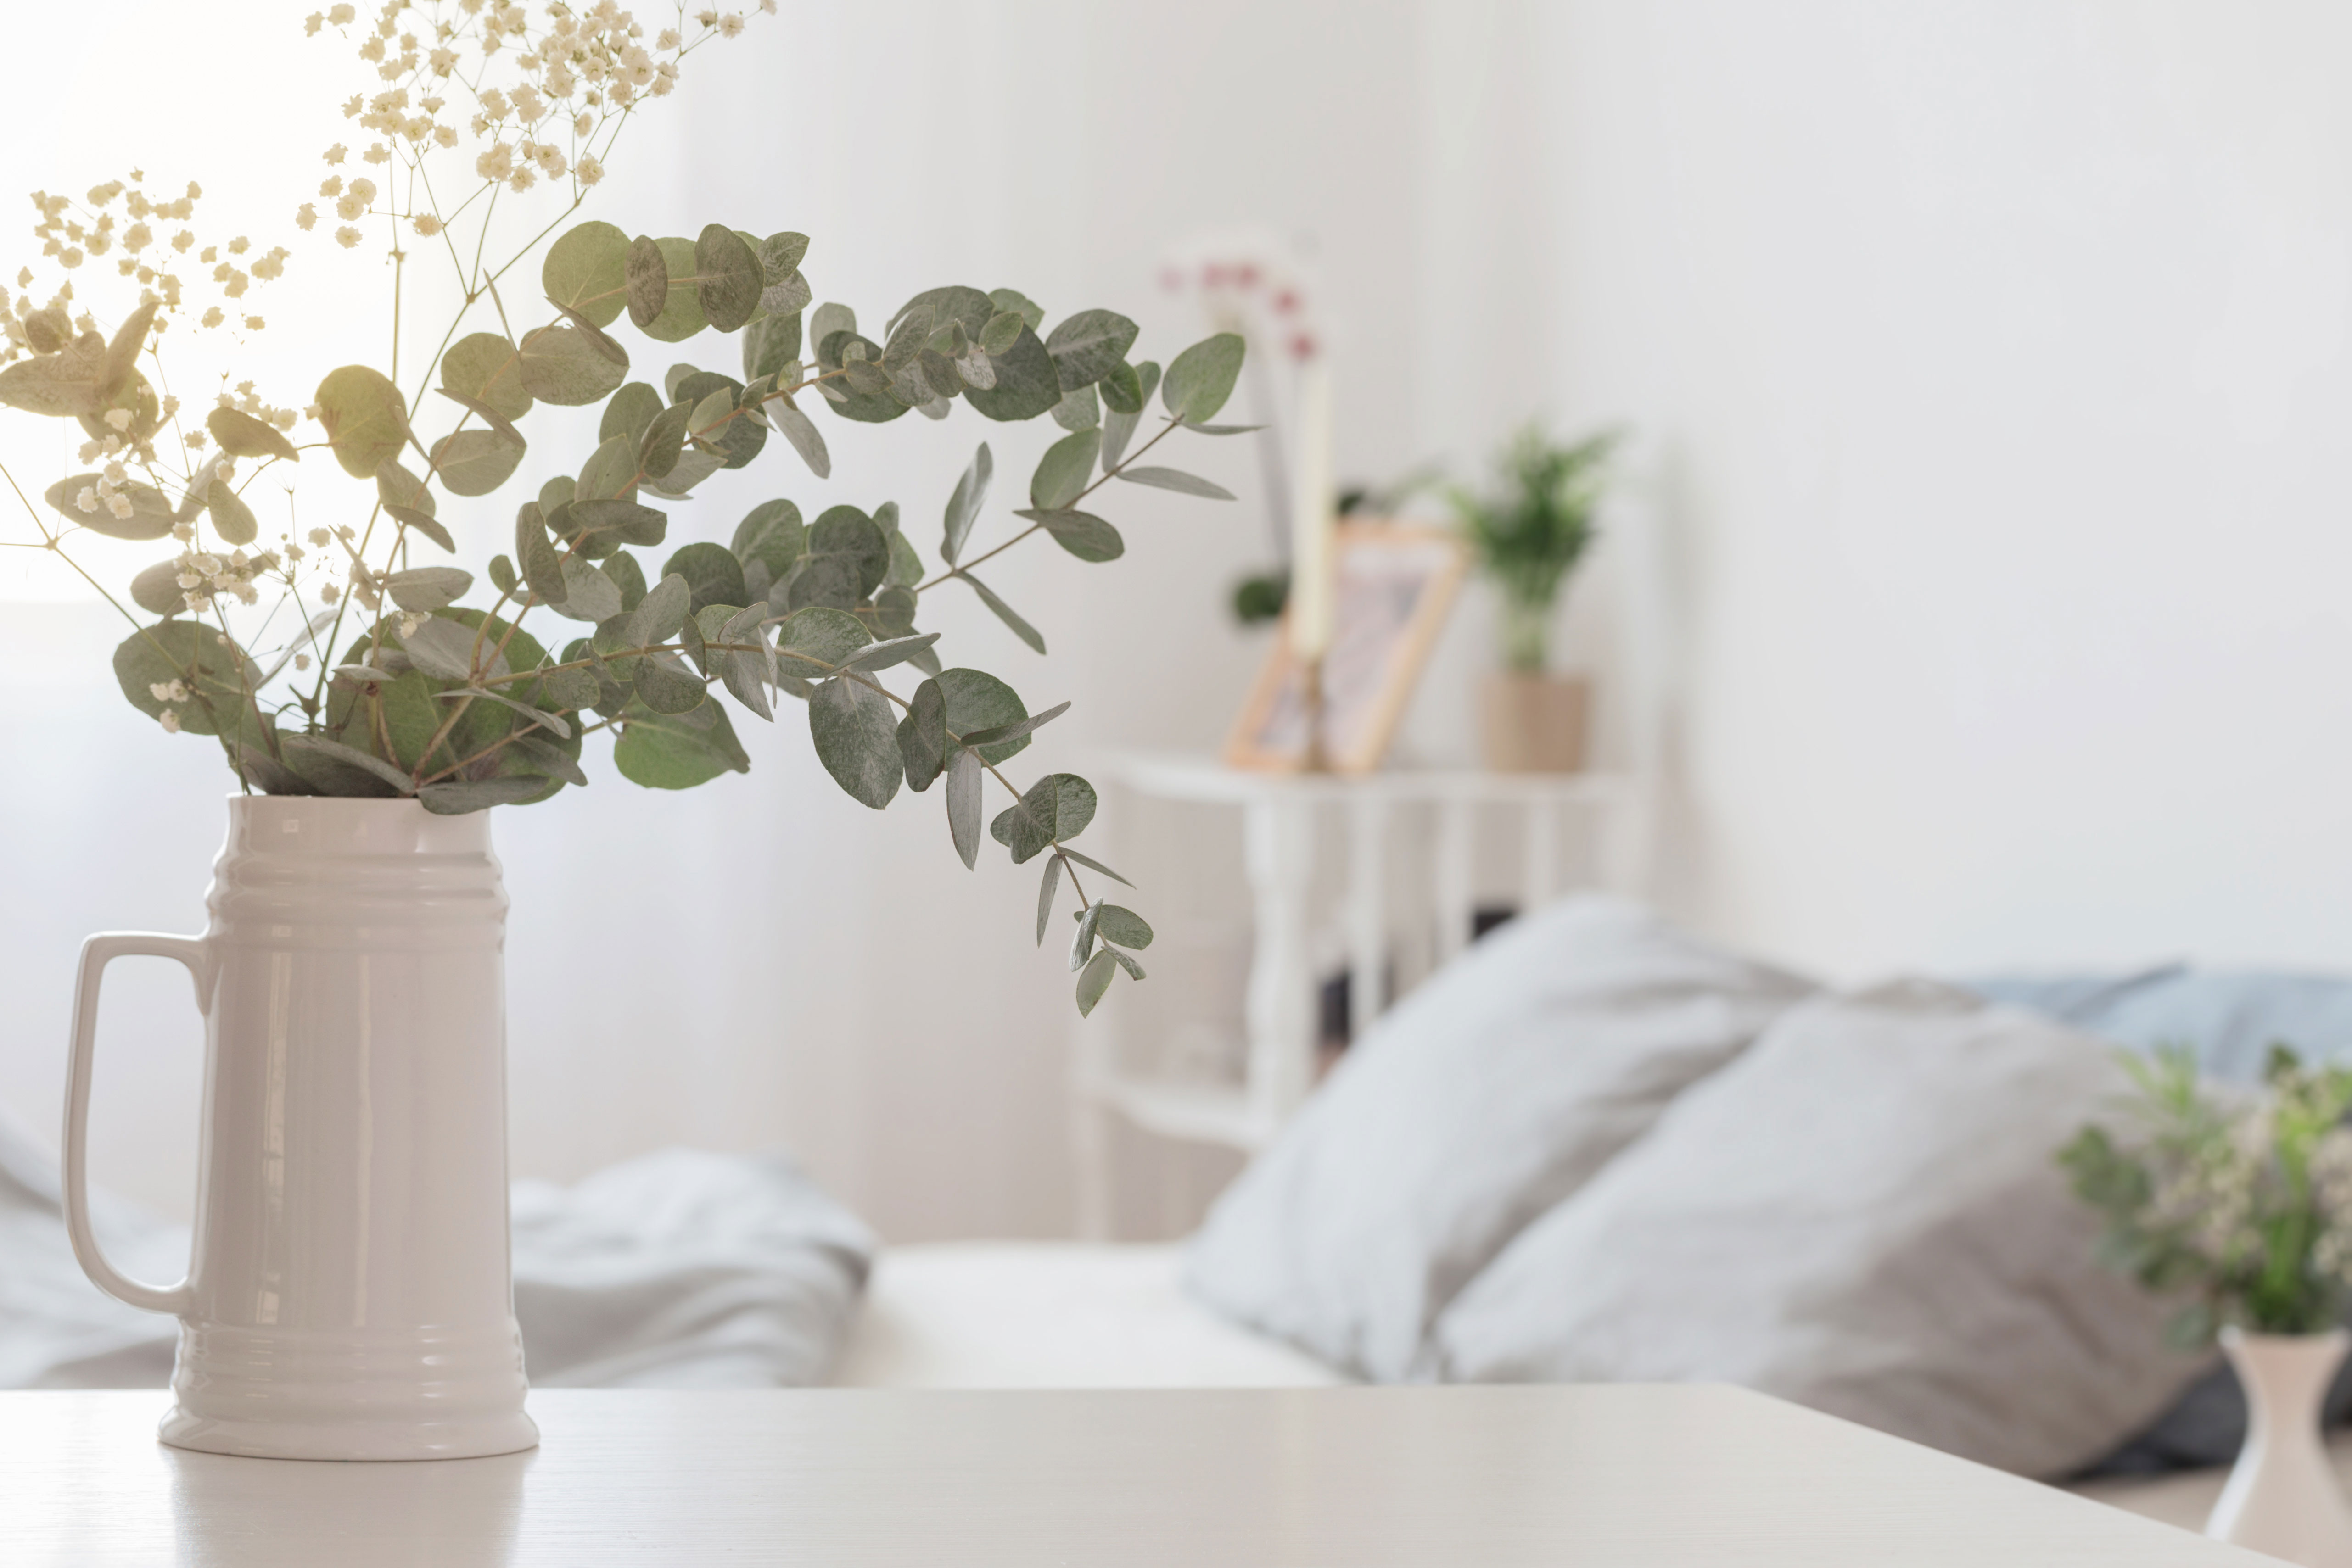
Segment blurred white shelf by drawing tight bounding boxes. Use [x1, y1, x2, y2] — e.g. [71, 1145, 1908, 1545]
[1070, 751, 1655, 1238]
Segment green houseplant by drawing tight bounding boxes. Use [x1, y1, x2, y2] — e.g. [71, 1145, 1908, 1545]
[2061, 1045, 2352, 1556]
[1447, 425, 1613, 773]
[0, 0, 1250, 1017]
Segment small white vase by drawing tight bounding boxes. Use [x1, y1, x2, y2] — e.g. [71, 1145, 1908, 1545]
[61, 795, 537, 1461]
[2208, 1326, 2352, 1567]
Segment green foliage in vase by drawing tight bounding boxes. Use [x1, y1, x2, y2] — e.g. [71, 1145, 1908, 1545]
[0, 1, 1254, 1015]
[2061, 1044, 2352, 1343]
[1446, 426, 1616, 674]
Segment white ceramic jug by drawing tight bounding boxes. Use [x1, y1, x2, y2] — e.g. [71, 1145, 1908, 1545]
[62, 795, 538, 1461]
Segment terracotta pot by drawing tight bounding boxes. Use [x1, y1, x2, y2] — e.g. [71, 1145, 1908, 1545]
[1480, 673, 1589, 773]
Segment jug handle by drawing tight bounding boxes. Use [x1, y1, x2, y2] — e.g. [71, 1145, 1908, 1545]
[63, 932, 207, 1316]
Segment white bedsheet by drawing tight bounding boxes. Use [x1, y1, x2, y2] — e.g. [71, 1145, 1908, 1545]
[834, 1242, 1348, 1389]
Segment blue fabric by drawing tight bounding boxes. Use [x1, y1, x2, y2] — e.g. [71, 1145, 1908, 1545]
[1966, 967, 2352, 1080]
[1961, 965, 2352, 1473]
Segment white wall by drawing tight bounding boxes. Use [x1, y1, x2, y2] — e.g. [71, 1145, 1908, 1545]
[8, 1, 2350, 1239]
[1528, 1, 2352, 978]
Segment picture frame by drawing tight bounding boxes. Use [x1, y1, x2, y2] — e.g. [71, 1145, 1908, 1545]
[1224, 520, 1468, 774]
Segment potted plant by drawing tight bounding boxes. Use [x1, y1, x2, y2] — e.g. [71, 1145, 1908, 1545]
[1447, 425, 1615, 773]
[9, 1, 1244, 1460]
[2062, 1046, 2352, 1564]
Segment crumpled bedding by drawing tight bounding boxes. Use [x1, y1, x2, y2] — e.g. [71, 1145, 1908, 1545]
[0, 1106, 873, 1390]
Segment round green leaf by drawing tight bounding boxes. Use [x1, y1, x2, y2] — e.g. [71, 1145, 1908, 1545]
[963, 325, 1062, 422]
[315, 364, 410, 478]
[544, 220, 630, 329]
[112, 620, 249, 736]
[43, 473, 175, 540]
[695, 223, 763, 334]
[614, 696, 750, 788]
[641, 236, 709, 344]
[732, 499, 805, 582]
[1162, 333, 1246, 423]
[809, 675, 902, 810]
[662, 541, 747, 614]
[933, 667, 1030, 764]
[440, 333, 533, 422]
[206, 482, 260, 545]
[432, 429, 526, 497]
[517, 323, 631, 406]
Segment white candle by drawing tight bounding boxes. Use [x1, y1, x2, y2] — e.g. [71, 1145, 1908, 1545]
[1288, 358, 1335, 661]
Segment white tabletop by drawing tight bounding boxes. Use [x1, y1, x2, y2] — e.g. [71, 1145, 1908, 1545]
[0, 1386, 2262, 1566]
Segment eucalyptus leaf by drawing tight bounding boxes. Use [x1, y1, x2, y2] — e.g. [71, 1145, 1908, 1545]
[1044, 309, 1139, 391]
[742, 310, 803, 384]
[1182, 421, 1268, 435]
[1100, 360, 1159, 470]
[614, 695, 750, 787]
[632, 650, 706, 713]
[101, 301, 157, 397]
[45, 474, 175, 540]
[509, 731, 590, 786]
[1014, 508, 1123, 564]
[384, 502, 456, 554]
[206, 405, 300, 462]
[543, 220, 630, 328]
[1075, 948, 1118, 1016]
[545, 555, 622, 624]
[516, 322, 630, 405]
[386, 566, 473, 612]
[898, 677, 947, 792]
[941, 441, 992, 565]
[599, 380, 664, 449]
[624, 234, 668, 329]
[933, 668, 1031, 764]
[988, 289, 1045, 332]
[515, 502, 565, 603]
[980, 310, 1024, 357]
[432, 429, 526, 497]
[560, 498, 669, 548]
[412, 776, 551, 815]
[807, 506, 889, 598]
[957, 570, 1045, 655]
[1030, 429, 1101, 512]
[205, 484, 260, 546]
[282, 734, 414, 798]
[694, 223, 763, 333]
[112, 620, 249, 735]
[835, 632, 940, 674]
[809, 302, 856, 355]
[1161, 333, 1246, 423]
[544, 663, 600, 711]
[625, 571, 691, 648]
[1035, 854, 1063, 947]
[1097, 360, 1143, 416]
[436, 684, 572, 738]
[376, 458, 437, 517]
[990, 772, 1099, 863]
[641, 236, 709, 343]
[663, 541, 748, 614]
[1108, 948, 1146, 982]
[399, 614, 505, 682]
[440, 332, 534, 422]
[1051, 383, 1100, 432]
[130, 559, 185, 615]
[773, 397, 830, 478]
[946, 747, 983, 869]
[1055, 846, 1134, 887]
[732, 499, 806, 580]
[1117, 465, 1236, 501]
[576, 433, 640, 502]
[638, 399, 692, 479]
[963, 325, 1061, 422]
[315, 364, 410, 478]
[958, 699, 1070, 748]
[1095, 905, 1154, 950]
[1070, 900, 1102, 972]
[0, 334, 105, 416]
[778, 605, 872, 676]
[810, 676, 902, 810]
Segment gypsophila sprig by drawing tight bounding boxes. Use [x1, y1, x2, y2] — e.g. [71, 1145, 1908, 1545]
[2062, 1044, 2352, 1345]
[0, 1, 1246, 1016]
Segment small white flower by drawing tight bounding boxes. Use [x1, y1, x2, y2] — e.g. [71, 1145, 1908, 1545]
[308, 527, 331, 547]
[294, 653, 313, 671]
[103, 408, 131, 432]
[335, 226, 363, 250]
[320, 582, 341, 604]
[158, 709, 181, 734]
[74, 485, 98, 513]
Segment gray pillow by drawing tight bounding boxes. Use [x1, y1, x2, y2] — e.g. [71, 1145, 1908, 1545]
[1431, 982, 2205, 1477]
[1186, 894, 1815, 1382]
